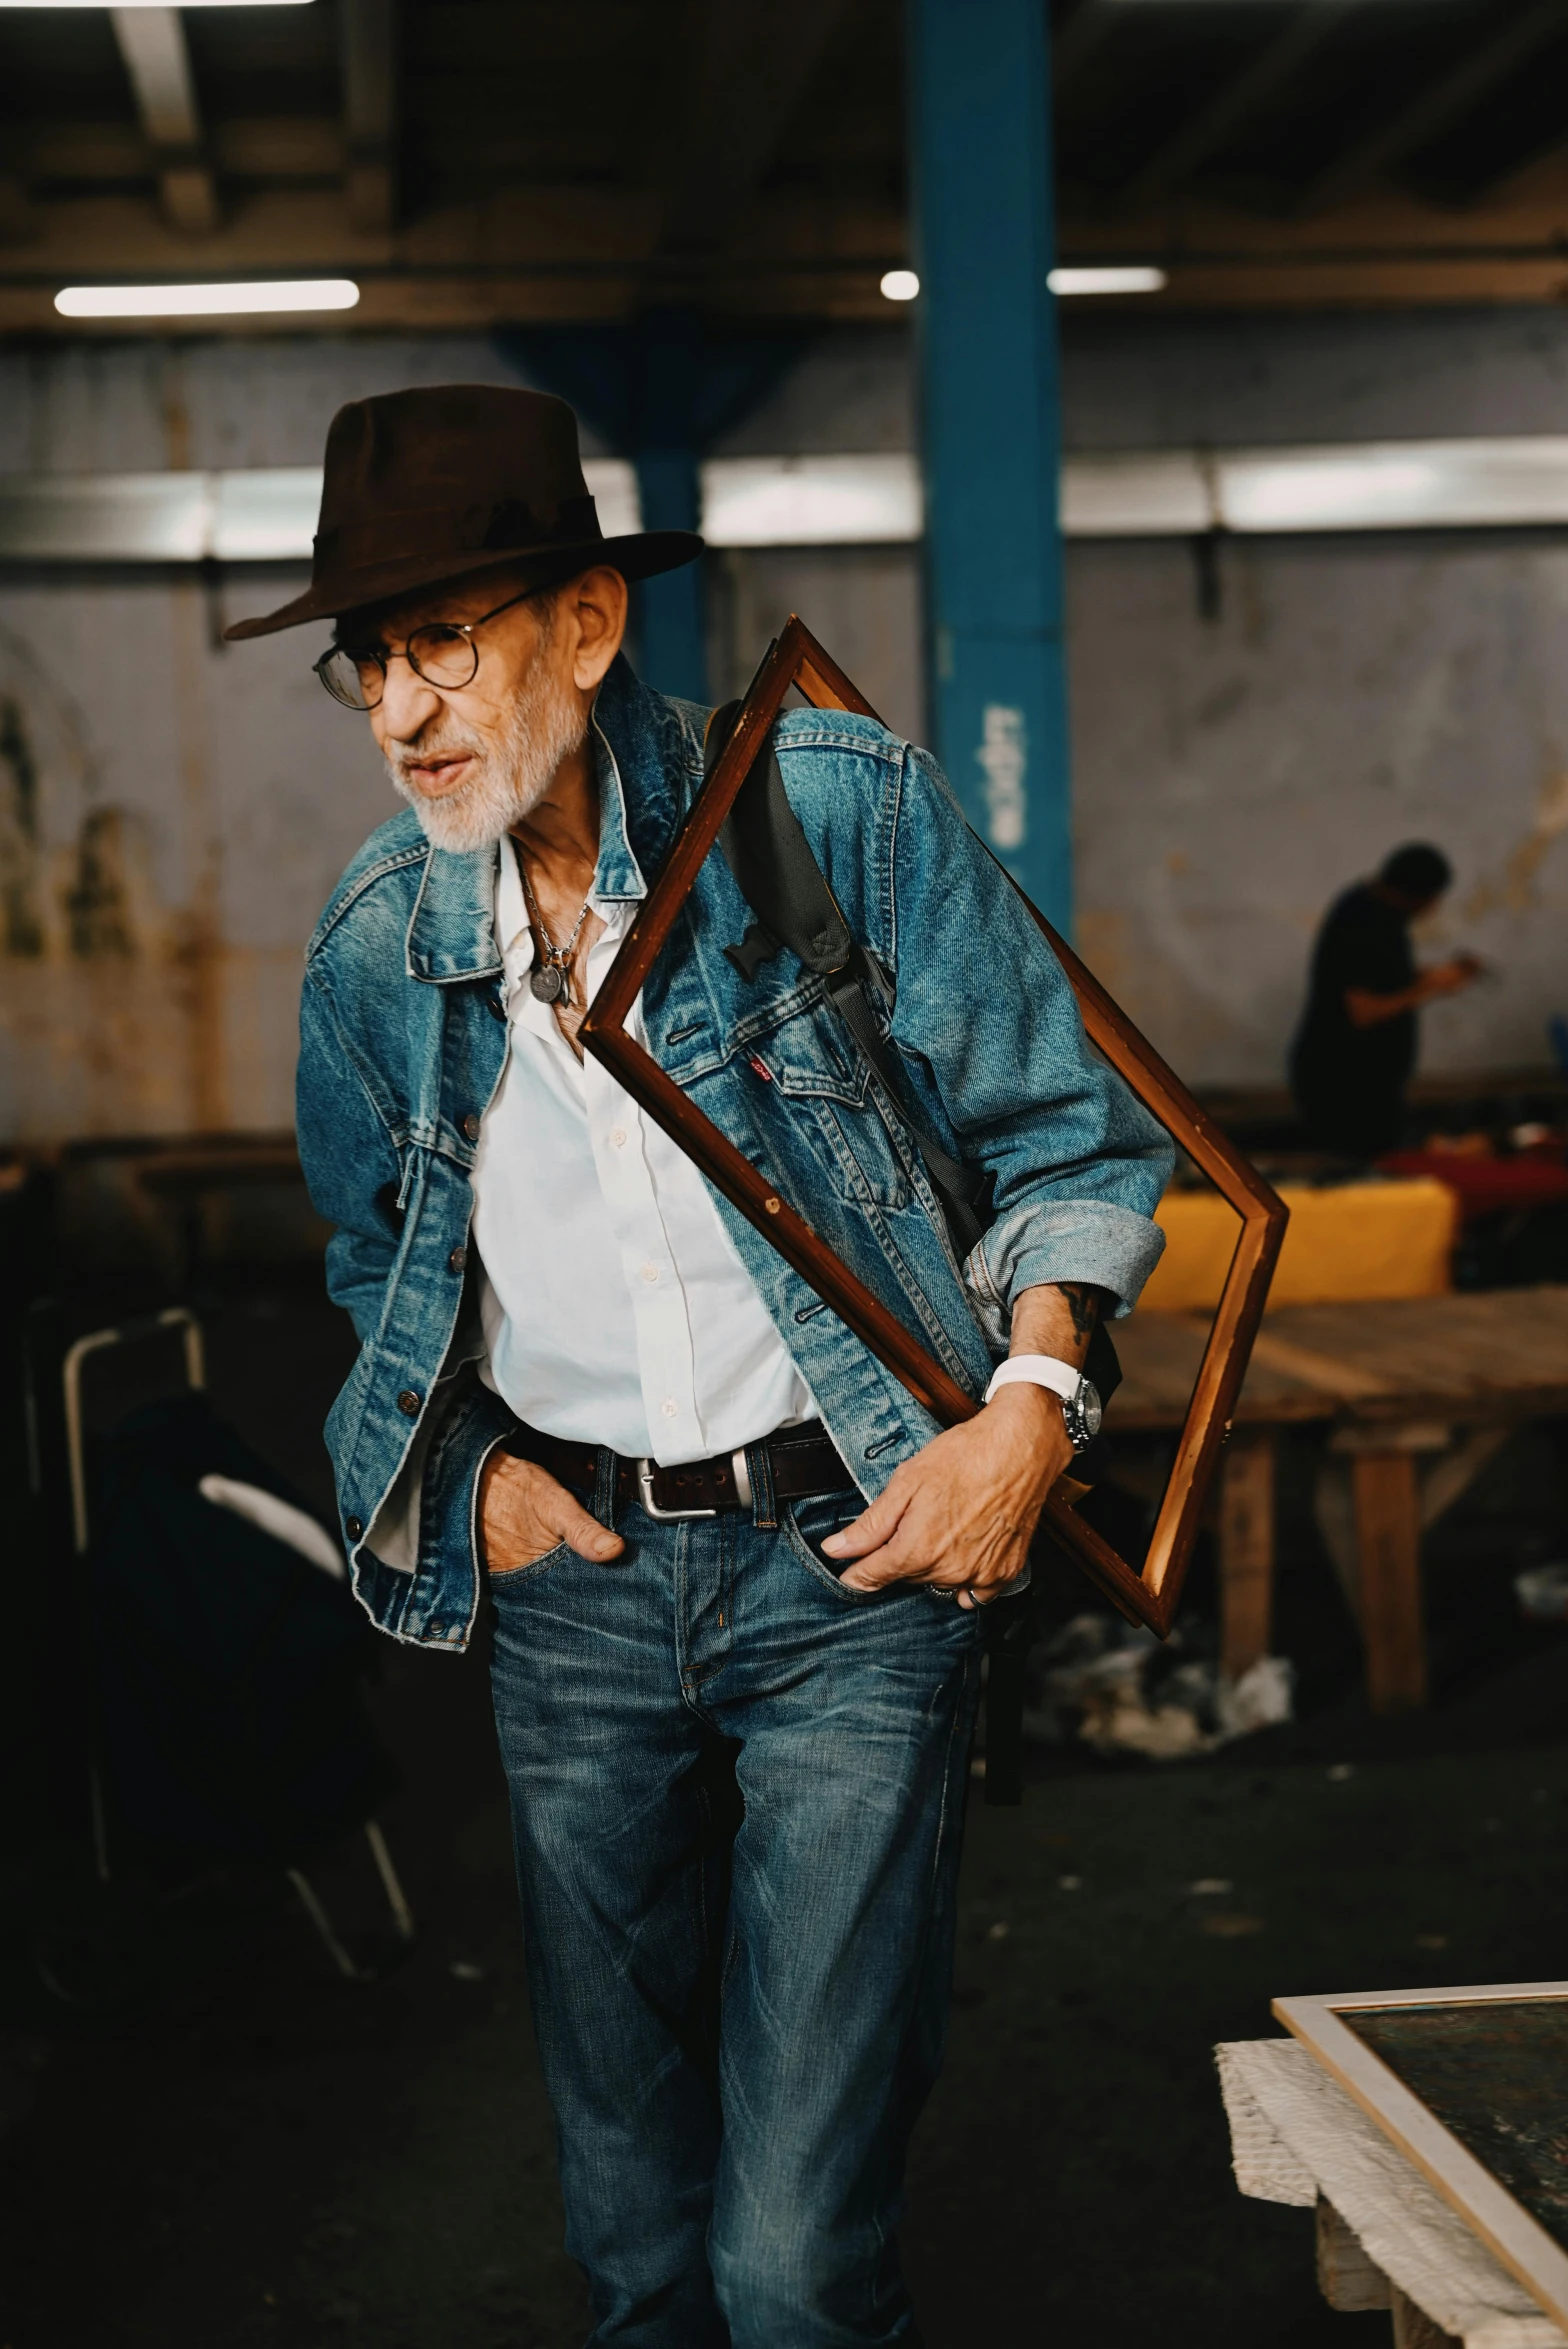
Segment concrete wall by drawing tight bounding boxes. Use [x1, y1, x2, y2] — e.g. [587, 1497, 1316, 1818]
[3, 311, 1568, 1142]
[1062, 310, 1568, 1088]
[0, 335, 587, 1142]
[717, 311, 1568, 1090]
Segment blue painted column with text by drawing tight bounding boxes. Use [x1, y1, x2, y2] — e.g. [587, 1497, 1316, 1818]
[907, 0, 1072, 933]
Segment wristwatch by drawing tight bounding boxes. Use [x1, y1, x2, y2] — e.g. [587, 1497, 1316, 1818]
[984, 1353, 1104, 1455]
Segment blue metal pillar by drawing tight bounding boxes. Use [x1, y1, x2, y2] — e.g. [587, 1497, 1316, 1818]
[507, 312, 804, 708]
[632, 447, 707, 704]
[907, 0, 1072, 931]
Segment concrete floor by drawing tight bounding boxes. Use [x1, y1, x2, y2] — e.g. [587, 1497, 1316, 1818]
[4, 1289, 1567, 2346]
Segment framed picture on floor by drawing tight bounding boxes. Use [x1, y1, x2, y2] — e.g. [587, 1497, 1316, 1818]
[1275, 1980, 1568, 2332]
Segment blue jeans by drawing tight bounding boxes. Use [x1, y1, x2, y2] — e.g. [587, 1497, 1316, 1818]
[487, 1466, 984, 2348]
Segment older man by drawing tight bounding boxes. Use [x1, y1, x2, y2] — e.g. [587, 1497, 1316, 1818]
[228, 385, 1170, 2348]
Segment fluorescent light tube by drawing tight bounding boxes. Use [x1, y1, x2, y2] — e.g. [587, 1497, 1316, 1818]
[2, 2, 311, 9]
[55, 279, 360, 317]
[702, 455, 922, 547]
[1049, 265, 1168, 296]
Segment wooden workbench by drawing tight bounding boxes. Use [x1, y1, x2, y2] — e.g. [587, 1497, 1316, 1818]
[1110, 1287, 1568, 1711]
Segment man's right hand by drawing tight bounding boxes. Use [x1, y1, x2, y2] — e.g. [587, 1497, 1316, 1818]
[1425, 952, 1484, 997]
[479, 1450, 626, 1574]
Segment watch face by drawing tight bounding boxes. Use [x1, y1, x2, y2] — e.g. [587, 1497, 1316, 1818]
[1077, 1378, 1103, 1443]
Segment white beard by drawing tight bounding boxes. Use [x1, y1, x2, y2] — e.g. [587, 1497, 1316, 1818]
[383, 637, 589, 855]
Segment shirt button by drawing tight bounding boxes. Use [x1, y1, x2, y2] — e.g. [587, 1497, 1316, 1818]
[609, 1128, 627, 1149]
[428, 1620, 445, 1639]
[397, 1388, 422, 1417]
[448, 1246, 468, 1273]
[462, 1113, 482, 1142]
[345, 1515, 363, 1540]
[640, 1262, 660, 1284]
[662, 1399, 679, 1418]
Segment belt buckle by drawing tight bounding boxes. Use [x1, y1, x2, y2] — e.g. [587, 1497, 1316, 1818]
[635, 1448, 753, 1522]
[636, 1459, 718, 1523]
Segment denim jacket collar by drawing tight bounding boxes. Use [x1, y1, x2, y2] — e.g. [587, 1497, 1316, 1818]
[403, 653, 685, 982]
[592, 652, 690, 898]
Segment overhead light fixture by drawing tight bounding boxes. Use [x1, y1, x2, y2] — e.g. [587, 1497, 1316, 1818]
[879, 269, 920, 303]
[55, 279, 360, 318]
[1049, 265, 1168, 297]
[1, 1, 312, 9]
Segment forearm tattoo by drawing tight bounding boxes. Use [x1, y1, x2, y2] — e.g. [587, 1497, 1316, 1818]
[1058, 1282, 1101, 1342]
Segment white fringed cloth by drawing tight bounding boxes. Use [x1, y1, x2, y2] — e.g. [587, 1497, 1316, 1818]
[1216, 2038, 1566, 2349]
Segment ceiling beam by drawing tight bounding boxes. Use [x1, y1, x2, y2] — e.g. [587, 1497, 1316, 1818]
[340, 0, 398, 235]
[1119, 0, 1359, 212]
[1300, 0, 1568, 215]
[1052, 1, 1120, 108]
[653, 0, 851, 257]
[109, 6, 217, 235]
[0, 178, 36, 248]
[21, 118, 344, 188]
[6, 229, 1568, 332]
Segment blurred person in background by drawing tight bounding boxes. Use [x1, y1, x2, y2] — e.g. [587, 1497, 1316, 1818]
[1290, 842, 1481, 1159]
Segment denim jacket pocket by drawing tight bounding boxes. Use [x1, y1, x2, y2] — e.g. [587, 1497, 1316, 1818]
[754, 1006, 914, 1214]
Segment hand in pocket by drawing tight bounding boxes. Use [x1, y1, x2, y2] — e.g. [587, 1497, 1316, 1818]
[480, 1451, 625, 1574]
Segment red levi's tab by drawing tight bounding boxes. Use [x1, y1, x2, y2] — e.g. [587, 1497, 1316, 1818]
[748, 1055, 773, 1082]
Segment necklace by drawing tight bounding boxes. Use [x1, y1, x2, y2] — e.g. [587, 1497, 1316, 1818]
[518, 854, 592, 1007]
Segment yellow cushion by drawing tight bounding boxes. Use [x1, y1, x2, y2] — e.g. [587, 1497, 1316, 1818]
[1137, 1177, 1458, 1315]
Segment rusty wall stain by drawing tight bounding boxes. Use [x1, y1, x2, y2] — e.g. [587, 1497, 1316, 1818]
[0, 590, 246, 1139]
[64, 807, 136, 959]
[160, 363, 230, 1136]
[0, 695, 44, 958]
[0, 946, 299, 1142]
[1460, 767, 1568, 920]
[167, 577, 227, 1133]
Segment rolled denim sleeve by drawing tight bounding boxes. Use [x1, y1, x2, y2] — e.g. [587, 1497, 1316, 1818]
[887, 746, 1172, 1324]
[963, 1199, 1168, 1350]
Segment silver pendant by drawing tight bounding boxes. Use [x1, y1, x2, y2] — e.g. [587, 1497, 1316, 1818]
[530, 963, 566, 1004]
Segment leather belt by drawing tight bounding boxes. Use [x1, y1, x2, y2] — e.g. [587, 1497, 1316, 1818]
[502, 1417, 856, 1522]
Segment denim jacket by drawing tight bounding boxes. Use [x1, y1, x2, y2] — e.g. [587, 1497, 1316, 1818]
[296, 655, 1172, 1649]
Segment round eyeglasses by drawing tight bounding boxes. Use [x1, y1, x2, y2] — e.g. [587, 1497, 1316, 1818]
[313, 584, 544, 711]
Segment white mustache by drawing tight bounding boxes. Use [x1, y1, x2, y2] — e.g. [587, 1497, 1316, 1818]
[384, 726, 488, 776]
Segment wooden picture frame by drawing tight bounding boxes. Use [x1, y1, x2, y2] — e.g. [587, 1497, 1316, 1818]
[1275, 1982, 1568, 2332]
[580, 617, 1287, 1632]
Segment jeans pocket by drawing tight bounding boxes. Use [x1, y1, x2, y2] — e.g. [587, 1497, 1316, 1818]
[781, 1492, 884, 1602]
[487, 1539, 571, 1584]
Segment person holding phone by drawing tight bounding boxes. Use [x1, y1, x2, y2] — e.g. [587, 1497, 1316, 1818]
[1290, 842, 1482, 1159]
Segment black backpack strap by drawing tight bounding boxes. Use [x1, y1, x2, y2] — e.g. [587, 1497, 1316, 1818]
[981, 1586, 1037, 1807]
[708, 698, 852, 980]
[823, 961, 993, 1256]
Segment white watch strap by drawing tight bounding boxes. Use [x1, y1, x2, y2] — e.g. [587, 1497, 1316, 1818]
[984, 1353, 1082, 1406]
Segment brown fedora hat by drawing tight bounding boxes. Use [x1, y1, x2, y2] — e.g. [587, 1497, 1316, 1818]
[223, 383, 701, 641]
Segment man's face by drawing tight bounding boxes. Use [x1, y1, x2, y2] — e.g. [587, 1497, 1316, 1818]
[355, 567, 608, 854]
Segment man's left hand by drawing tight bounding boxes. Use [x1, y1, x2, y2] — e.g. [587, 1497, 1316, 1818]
[822, 1384, 1072, 1607]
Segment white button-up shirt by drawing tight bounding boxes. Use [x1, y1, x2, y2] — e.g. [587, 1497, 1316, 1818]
[471, 836, 815, 1462]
